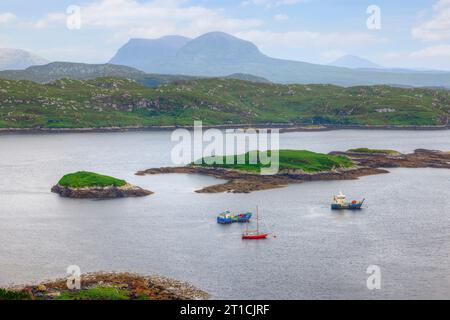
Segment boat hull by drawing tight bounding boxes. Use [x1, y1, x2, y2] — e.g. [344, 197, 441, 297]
[331, 203, 363, 210]
[217, 212, 252, 224]
[242, 233, 269, 240]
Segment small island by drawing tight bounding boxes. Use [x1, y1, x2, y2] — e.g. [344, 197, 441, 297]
[137, 149, 450, 193]
[51, 171, 153, 199]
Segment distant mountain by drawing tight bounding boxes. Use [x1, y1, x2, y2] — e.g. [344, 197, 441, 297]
[110, 36, 191, 72]
[109, 32, 450, 88]
[0, 48, 48, 71]
[0, 61, 269, 87]
[176, 32, 264, 64]
[0, 62, 146, 82]
[330, 55, 381, 69]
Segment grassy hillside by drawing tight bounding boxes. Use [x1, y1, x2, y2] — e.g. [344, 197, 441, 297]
[0, 62, 198, 87]
[58, 171, 127, 188]
[0, 62, 270, 87]
[0, 77, 449, 129]
[196, 150, 354, 173]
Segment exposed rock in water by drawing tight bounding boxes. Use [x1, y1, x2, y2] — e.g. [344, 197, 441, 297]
[330, 149, 450, 169]
[136, 149, 450, 194]
[136, 166, 388, 193]
[51, 183, 153, 199]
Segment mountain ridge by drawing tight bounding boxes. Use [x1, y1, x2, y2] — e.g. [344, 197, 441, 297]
[329, 55, 382, 69]
[108, 32, 450, 88]
[0, 61, 270, 86]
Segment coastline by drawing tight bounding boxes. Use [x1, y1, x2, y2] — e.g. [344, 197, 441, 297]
[3, 272, 209, 300]
[136, 149, 450, 193]
[1, 123, 450, 135]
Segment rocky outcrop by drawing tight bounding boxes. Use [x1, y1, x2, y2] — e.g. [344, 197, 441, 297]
[330, 149, 450, 169]
[7, 272, 209, 300]
[136, 166, 388, 194]
[136, 149, 450, 194]
[51, 183, 153, 199]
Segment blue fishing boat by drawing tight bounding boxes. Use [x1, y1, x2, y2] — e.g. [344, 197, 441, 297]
[217, 211, 252, 224]
[217, 211, 233, 224]
[236, 212, 252, 222]
[331, 192, 365, 210]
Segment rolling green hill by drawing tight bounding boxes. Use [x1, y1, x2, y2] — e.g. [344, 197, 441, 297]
[0, 62, 196, 87]
[0, 62, 270, 87]
[0, 77, 449, 129]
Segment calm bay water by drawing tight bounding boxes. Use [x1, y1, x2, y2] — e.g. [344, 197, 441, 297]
[1, 130, 450, 299]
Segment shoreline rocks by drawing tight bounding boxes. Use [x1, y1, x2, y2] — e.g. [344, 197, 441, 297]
[1, 123, 450, 135]
[6, 272, 209, 300]
[136, 149, 450, 194]
[136, 166, 388, 194]
[51, 183, 153, 199]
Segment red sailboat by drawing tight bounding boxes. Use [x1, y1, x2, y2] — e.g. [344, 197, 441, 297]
[242, 206, 269, 240]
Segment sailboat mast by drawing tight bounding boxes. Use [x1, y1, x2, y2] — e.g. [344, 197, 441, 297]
[246, 212, 249, 233]
[256, 205, 259, 234]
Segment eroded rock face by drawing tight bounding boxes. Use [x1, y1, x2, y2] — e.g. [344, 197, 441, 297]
[51, 183, 153, 199]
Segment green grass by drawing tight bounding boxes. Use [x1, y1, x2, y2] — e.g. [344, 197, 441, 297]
[57, 286, 130, 300]
[0, 288, 32, 300]
[348, 148, 400, 155]
[0, 78, 449, 128]
[196, 150, 354, 173]
[58, 171, 127, 188]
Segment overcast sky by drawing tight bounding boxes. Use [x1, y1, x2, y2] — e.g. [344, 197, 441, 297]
[1, 0, 449, 70]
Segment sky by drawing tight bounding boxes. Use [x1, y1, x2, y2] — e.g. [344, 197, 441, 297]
[0, 0, 449, 70]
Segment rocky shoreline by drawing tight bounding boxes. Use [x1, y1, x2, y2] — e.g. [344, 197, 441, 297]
[51, 183, 153, 199]
[5, 272, 209, 300]
[1, 123, 450, 135]
[136, 149, 450, 193]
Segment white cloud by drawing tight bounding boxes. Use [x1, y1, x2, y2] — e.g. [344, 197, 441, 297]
[412, 0, 450, 41]
[321, 50, 347, 61]
[242, 0, 307, 9]
[410, 45, 450, 58]
[0, 12, 17, 25]
[274, 14, 289, 21]
[32, 0, 263, 41]
[275, 0, 305, 6]
[235, 30, 389, 50]
[34, 46, 110, 64]
[384, 45, 450, 60]
[33, 13, 65, 28]
[380, 45, 450, 70]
